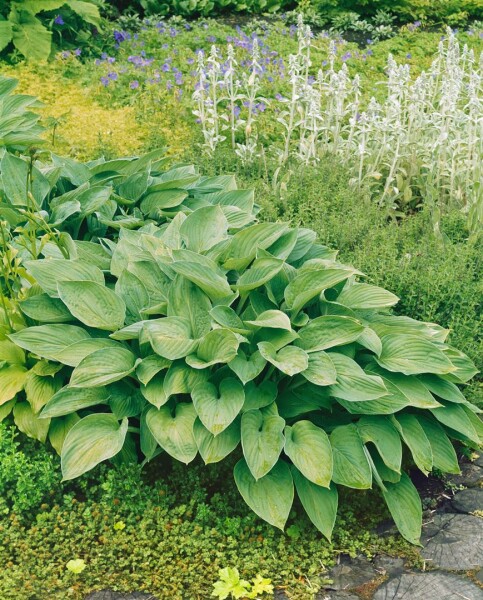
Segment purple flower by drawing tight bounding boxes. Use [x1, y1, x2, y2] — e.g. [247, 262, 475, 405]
[161, 63, 171, 72]
[74, 48, 81, 57]
[100, 76, 109, 87]
[54, 15, 64, 25]
[366, 39, 373, 45]
[342, 52, 352, 62]
[61, 51, 70, 59]
[406, 53, 412, 59]
[233, 105, 241, 117]
[113, 30, 129, 43]
[130, 80, 139, 89]
[108, 71, 118, 80]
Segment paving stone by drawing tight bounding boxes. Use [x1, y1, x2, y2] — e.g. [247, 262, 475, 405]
[476, 568, 483, 585]
[273, 590, 290, 599]
[373, 571, 483, 600]
[327, 555, 376, 591]
[373, 555, 405, 577]
[315, 592, 360, 600]
[422, 513, 483, 570]
[84, 592, 158, 600]
[445, 463, 483, 488]
[475, 455, 483, 469]
[452, 488, 483, 514]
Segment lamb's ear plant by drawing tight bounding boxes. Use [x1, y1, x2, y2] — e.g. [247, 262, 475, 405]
[2, 186, 480, 545]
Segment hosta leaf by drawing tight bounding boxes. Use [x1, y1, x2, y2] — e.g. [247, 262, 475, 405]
[140, 374, 167, 408]
[25, 259, 104, 298]
[245, 310, 292, 331]
[146, 403, 198, 464]
[58, 281, 126, 331]
[0, 339, 25, 365]
[179, 205, 229, 252]
[285, 268, 353, 314]
[109, 383, 145, 419]
[140, 190, 187, 216]
[291, 466, 338, 541]
[20, 294, 73, 323]
[329, 353, 387, 401]
[145, 317, 198, 360]
[330, 424, 372, 489]
[242, 381, 278, 412]
[192, 378, 244, 435]
[48, 414, 80, 455]
[234, 459, 294, 530]
[302, 351, 337, 386]
[24, 372, 62, 414]
[296, 316, 364, 353]
[241, 409, 285, 480]
[115, 271, 149, 322]
[61, 414, 128, 480]
[70, 347, 137, 388]
[366, 364, 442, 409]
[235, 257, 284, 293]
[228, 350, 267, 384]
[287, 228, 318, 262]
[258, 342, 308, 376]
[442, 348, 478, 383]
[167, 276, 212, 338]
[337, 283, 399, 309]
[170, 260, 234, 302]
[284, 421, 332, 486]
[13, 401, 50, 443]
[430, 404, 480, 444]
[377, 335, 454, 376]
[357, 416, 401, 473]
[162, 361, 208, 397]
[210, 306, 248, 334]
[194, 417, 240, 464]
[392, 414, 433, 475]
[186, 329, 239, 369]
[418, 416, 460, 474]
[0, 364, 28, 405]
[41, 386, 110, 418]
[418, 374, 466, 403]
[223, 223, 289, 271]
[9, 324, 90, 361]
[382, 472, 422, 546]
[55, 338, 122, 367]
[136, 355, 171, 385]
[357, 328, 382, 356]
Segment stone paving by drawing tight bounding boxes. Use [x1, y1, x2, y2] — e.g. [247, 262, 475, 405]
[85, 456, 483, 600]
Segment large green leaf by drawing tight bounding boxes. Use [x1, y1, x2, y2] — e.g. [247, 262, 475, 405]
[245, 310, 292, 331]
[9, 324, 90, 361]
[48, 414, 80, 455]
[146, 403, 198, 464]
[337, 283, 399, 309]
[170, 258, 234, 302]
[115, 270, 149, 323]
[377, 335, 454, 375]
[10, 9, 51, 61]
[41, 386, 110, 418]
[382, 472, 422, 546]
[167, 276, 211, 338]
[136, 355, 171, 386]
[194, 417, 240, 464]
[330, 424, 372, 489]
[228, 350, 266, 384]
[70, 347, 137, 388]
[179, 205, 228, 252]
[0, 364, 28, 405]
[291, 466, 338, 541]
[0, 20, 13, 53]
[418, 374, 466, 404]
[25, 259, 104, 298]
[58, 281, 126, 331]
[55, 338, 122, 368]
[296, 316, 364, 352]
[223, 223, 289, 271]
[241, 409, 285, 480]
[357, 416, 401, 473]
[61, 414, 128, 480]
[234, 459, 293, 530]
[285, 268, 354, 314]
[192, 378, 244, 435]
[258, 342, 308, 376]
[392, 414, 433, 475]
[20, 294, 73, 323]
[163, 362, 209, 399]
[145, 317, 197, 360]
[13, 401, 50, 442]
[235, 257, 284, 293]
[302, 351, 337, 386]
[418, 416, 460, 474]
[329, 353, 388, 401]
[284, 421, 332, 486]
[242, 381, 278, 412]
[430, 404, 480, 445]
[24, 371, 62, 413]
[186, 329, 239, 369]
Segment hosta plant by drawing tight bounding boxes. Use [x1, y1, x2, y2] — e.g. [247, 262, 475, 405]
[1, 202, 480, 545]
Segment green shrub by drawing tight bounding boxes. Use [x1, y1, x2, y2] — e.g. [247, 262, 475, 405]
[0, 1, 103, 62]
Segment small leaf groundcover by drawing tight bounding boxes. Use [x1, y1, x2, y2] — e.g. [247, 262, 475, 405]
[0, 148, 480, 547]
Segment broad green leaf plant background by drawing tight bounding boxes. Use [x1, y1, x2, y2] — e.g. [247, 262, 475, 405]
[0, 74, 481, 547]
